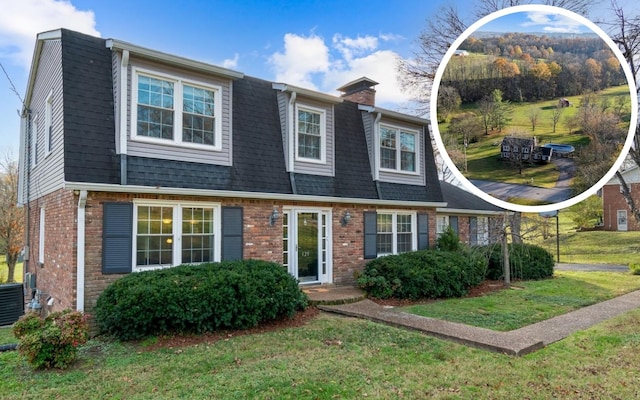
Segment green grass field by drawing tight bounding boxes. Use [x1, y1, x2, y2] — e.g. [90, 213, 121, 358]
[439, 85, 630, 187]
[402, 271, 640, 331]
[2, 271, 640, 399]
[0, 255, 23, 284]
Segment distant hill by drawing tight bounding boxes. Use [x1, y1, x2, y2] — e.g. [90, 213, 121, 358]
[473, 31, 599, 39]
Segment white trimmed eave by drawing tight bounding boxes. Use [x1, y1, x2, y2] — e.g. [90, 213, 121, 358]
[105, 39, 244, 80]
[63, 181, 447, 208]
[272, 83, 343, 104]
[436, 207, 510, 216]
[23, 29, 62, 115]
[358, 104, 429, 126]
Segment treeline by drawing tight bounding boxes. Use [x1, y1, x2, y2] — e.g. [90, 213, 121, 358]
[441, 33, 625, 103]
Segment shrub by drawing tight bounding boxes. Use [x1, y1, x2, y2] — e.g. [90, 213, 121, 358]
[357, 249, 487, 300]
[436, 225, 462, 252]
[95, 260, 308, 341]
[484, 243, 554, 280]
[13, 310, 89, 369]
[629, 263, 640, 275]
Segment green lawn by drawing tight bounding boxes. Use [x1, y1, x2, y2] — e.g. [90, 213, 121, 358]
[0, 255, 23, 284]
[440, 85, 630, 187]
[2, 272, 640, 398]
[402, 271, 640, 331]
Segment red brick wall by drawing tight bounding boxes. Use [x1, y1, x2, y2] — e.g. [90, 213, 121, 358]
[602, 184, 640, 231]
[25, 189, 77, 313]
[26, 190, 441, 319]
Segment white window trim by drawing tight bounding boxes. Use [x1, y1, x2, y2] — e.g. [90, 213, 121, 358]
[132, 199, 222, 272]
[436, 215, 450, 236]
[38, 207, 45, 264]
[376, 211, 417, 256]
[45, 90, 53, 156]
[378, 124, 420, 175]
[31, 115, 38, 169]
[294, 103, 327, 164]
[131, 68, 223, 151]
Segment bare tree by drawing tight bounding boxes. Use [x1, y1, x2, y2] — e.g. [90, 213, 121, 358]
[0, 152, 24, 283]
[527, 106, 540, 131]
[551, 103, 563, 133]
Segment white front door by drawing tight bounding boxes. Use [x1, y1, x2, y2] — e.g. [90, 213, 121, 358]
[283, 208, 332, 284]
[617, 210, 628, 231]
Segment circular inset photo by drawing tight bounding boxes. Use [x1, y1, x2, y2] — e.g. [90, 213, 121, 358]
[430, 5, 637, 213]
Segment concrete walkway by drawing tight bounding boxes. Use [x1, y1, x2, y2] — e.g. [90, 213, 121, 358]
[319, 290, 640, 356]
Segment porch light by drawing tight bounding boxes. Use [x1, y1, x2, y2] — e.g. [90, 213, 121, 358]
[341, 210, 352, 226]
[269, 206, 279, 226]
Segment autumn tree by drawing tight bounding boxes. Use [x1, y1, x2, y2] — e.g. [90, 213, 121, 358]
[527, 106, 540, 131]
[437, 85, 462, 122]
[0, 153, 24, 283]
[551, 103, 563, 133]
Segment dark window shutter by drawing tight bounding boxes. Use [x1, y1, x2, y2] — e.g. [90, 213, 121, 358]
[469, 216, 478, 246]
[222, 207, 243, 261]
[363, 211, 378, 259]
[102, 202, 133, 274]
[417, 213, 429, 250]
[450, 216, 459, 236]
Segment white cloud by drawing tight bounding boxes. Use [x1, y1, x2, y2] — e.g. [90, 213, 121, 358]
[221, 53, 239, 69]
[268, 33, 330, 90]
[522, 11, 584, 34]
[269, 32, 413, 108]
[0, 0, 99, 68]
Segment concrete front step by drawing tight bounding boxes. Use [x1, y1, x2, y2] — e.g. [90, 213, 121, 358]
[302, 285, 366, 306]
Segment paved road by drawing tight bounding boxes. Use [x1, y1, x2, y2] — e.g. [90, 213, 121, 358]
[470, 179, 572, 204]
[469, 156, 577, 204]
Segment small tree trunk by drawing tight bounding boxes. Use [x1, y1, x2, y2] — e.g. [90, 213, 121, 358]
[6, 252, 17, 283]
[502, 233, 510, 288]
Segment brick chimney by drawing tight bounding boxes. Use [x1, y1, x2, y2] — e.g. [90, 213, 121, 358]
[337, 77, 379, 106]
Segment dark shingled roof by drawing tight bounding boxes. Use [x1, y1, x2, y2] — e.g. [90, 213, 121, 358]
[440, 182, 503, 212]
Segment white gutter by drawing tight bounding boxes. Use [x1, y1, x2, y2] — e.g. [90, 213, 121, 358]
[436, 208, 506, 216]
[358, 104, 429, 126]
[373, 112, 382, 181]
[76, 190, 87, 312]
[272, 82, 343, 104]
[119, 50, 129, 155]
[288, 91, 296, 172]
[63, 181, 447, 208]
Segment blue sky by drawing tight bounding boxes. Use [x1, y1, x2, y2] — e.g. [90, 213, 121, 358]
[479, 9, 595, 34]
[0, 0, 637, 158]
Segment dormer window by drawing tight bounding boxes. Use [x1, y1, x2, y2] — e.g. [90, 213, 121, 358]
[380, 125, 417, 173]
[133, 69, 222, 150]
[296, 104, 326, 163]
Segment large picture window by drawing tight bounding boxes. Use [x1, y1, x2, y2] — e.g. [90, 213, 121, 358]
[296, 104, 326, 162]
[134, 201, 220, 270]
[133, 70, 221, 150]
[376, 212, 416, 256]
[379, 125, 418, 173]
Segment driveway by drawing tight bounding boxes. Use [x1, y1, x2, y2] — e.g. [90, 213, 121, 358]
[470, 179, 572, 204]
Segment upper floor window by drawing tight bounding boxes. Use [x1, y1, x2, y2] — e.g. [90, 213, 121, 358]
[133, 69, 222, 150]
[296, 104, 326, 162]
[376, 212, 415, 256]
[380, 125, 417, 173]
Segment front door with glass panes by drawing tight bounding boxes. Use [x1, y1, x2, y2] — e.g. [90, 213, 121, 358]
[282, 209, 331, 284]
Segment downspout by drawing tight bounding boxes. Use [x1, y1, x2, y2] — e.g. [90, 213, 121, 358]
[76, 190, 87, 312]
[288, 91, 297, 194]
[119, 50, 129, 185]
[24, 110, 32, 277]
[373, 112, 382, 199]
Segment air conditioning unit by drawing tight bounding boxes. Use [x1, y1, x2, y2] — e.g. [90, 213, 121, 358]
[0, 283, 25, 325]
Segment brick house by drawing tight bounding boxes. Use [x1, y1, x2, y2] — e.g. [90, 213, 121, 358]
[602, 163, 640, 231]
[17, 29, 502, 315]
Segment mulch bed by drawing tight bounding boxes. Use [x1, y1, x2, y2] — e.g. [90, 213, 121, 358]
[139, 280, 507, 351]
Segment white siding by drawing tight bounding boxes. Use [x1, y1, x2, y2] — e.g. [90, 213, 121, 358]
[27, 39, 65, 200]
[275, 91, 290, 171]
[125, 57, 233, 166]
[292, 96, 334, 177]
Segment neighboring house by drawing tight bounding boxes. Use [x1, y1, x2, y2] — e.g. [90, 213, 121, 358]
[500, 136, 552, 163]
[602, 163, 640, 231]
[437, 182, 504, 245]
[17, 29, 504, 315]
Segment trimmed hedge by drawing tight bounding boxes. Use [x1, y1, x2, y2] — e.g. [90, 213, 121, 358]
[95, 260, 308, 340]
[356, 249, 487, 300]
[484, 243, 554, 280]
